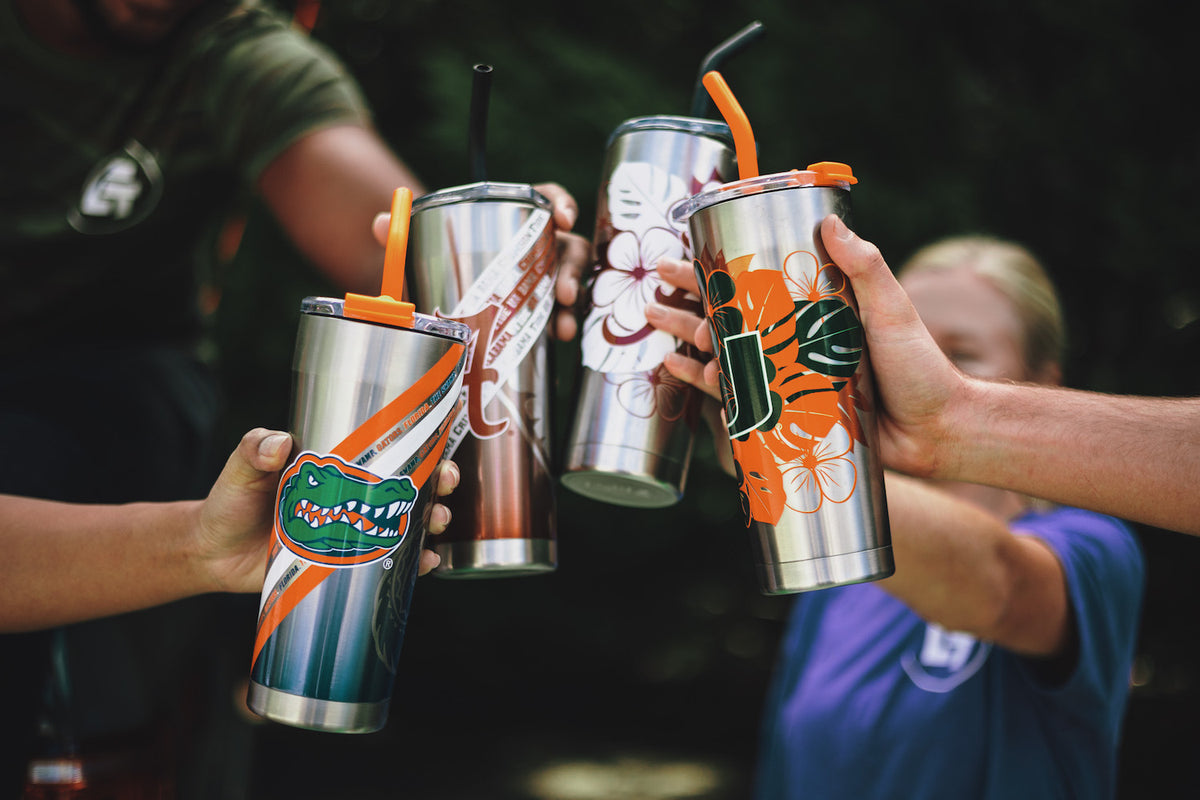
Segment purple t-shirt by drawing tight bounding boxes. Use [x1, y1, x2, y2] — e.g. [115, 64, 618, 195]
[755, 507, 1144, 799]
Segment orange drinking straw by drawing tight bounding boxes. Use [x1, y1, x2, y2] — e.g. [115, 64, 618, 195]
[702, 70, 759, 180]
[344, 187, 415, 326]
[381, 187, 413, 300]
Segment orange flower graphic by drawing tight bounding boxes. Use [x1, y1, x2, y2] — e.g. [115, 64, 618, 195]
[783, 249, 848, 304]
[778, 423, 858, 513]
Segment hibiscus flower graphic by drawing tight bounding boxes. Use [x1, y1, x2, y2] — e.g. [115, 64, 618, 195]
[782, 249, 849, 304]
[591, 228, 683, 335]
[581, 227, 681, 373]
[777, 423, 857, 513]
[610, 364, 691, 421]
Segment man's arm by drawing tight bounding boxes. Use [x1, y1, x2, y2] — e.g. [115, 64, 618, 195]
[820, 215, 1200, 535]
[0, 429, 459, 633]
[257, 124, 425, 294]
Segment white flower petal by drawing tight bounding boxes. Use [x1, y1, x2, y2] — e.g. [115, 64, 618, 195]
[814, 458, 857, 504]
[813, 423, 852, 461]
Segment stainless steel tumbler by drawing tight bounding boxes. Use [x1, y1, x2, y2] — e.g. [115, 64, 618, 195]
[406, 182, 558, 576]
[672, 163, 894, 594]
[562, 115, 735, 508]
[247, 296, 470, 732]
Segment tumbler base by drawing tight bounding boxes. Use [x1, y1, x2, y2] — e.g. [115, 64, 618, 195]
[431, 538, 557, 578]
[246, 682, 387, 734]
[560, 467, 682, 509]
[757, 545, 895, 595]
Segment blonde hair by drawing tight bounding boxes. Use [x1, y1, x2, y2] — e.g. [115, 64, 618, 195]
[898, 236, 1066, 374]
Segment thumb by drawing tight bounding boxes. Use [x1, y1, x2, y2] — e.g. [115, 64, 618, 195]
[222, 428, 292, 490]
[820, 214, 922, 330]
[372, 212, 390, 247]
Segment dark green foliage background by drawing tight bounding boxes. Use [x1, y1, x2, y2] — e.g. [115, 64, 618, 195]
[214, 1, 1199, 796]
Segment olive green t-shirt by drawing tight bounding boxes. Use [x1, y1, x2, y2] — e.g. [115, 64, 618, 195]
[0, 0, 371, 351]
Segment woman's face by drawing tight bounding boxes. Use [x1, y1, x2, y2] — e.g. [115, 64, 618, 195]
[900, 267, 1032, 383]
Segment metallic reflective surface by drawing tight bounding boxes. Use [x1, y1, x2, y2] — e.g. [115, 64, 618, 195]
[246, 683, 387, 735]
[247, 303, 469, 731]
[563, 116, 735, 508]
[407, 183, 557, 576]
[434, 539, 558, 577]
[682, 174, 894, 594]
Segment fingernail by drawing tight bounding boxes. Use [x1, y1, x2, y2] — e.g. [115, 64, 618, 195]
[829, 214, 851, 240]
[260, 432, 290, 458]
[558, 201, 577, 229]
[644, 302, 667, 320]
[431, 505, 451, 530]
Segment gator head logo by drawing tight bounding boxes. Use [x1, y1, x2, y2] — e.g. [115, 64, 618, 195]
[275, 452, 417, 566]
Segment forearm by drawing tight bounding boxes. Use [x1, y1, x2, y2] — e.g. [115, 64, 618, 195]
[258, 124, 426, 294]
[879, 473, 1070, 655]
[879, 474, 1013, 634]
[942, 382, 1200, 534]
[0, 496, 211, 632]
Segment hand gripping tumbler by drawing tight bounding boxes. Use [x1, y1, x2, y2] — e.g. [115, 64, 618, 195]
[247, 190, 471, 732]
[406, 181, 558, 576]
[673, 164, 894, 594]
[561, 115, 735, 508]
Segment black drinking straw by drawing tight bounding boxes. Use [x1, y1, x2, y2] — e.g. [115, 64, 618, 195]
[469, 63, 493, 182]
[689, 21, 765, 118]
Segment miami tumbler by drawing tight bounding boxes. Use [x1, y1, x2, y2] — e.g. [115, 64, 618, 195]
[406, 182, 558, 576]
[561, 115, 735, 508]
[672, 163, 894, 594]
[247, 295, 470, 732]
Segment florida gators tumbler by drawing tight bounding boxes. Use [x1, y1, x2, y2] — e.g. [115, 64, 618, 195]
[247, 295, 470, 733]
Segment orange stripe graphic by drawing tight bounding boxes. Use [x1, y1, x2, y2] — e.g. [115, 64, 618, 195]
[251, 343, 464, 670]
[332, 345, 463, 462]
[251, 561, 334, 669]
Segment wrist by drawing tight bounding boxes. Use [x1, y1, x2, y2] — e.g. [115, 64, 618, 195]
[175, 499, 218, 593]
[937, 378, 1034, 486]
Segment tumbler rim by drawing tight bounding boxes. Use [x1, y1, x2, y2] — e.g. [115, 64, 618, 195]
[299, 296, 472, 342]
[409, 181, 550, 212]
[605, 114, 734, 148]
[670, 166, 856, 225]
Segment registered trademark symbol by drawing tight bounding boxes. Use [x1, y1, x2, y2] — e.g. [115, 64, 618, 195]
[383, 558, 394, 570]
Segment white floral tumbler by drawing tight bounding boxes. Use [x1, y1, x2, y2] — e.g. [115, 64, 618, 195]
[561, 115, 735, 508]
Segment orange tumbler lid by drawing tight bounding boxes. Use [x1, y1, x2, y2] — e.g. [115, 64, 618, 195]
[806, 161, 858, 186]
[343, 187, 416, 328]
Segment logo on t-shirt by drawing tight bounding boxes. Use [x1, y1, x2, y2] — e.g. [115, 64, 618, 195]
[901, 623, 992, 692]
[68, 139, 163, 234]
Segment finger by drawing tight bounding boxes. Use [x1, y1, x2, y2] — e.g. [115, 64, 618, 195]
[663, 351, 722, 401]
[694, 317, 713, 353]
[417, 548, 442, 576]
[554, 231, 590, 307]
[372, 212, 390, 247]
[223, 429, 293, 491]
[436, 461, 460, 497]
[644, 301, 705, 345]
[655, 257, 699, 294]
[533, 182, 579, 230]
[820, 215, 921, 331]
[427, 503, 451, 534]
[554, 309, 579, 342]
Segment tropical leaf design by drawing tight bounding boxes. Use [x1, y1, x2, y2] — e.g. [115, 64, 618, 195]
[607, 162, 687, 240]
[733, 437, 786, 525]
[694, 245, 869, 526]
[706, 269, 737, 309]
[794, 298, 864, 378]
